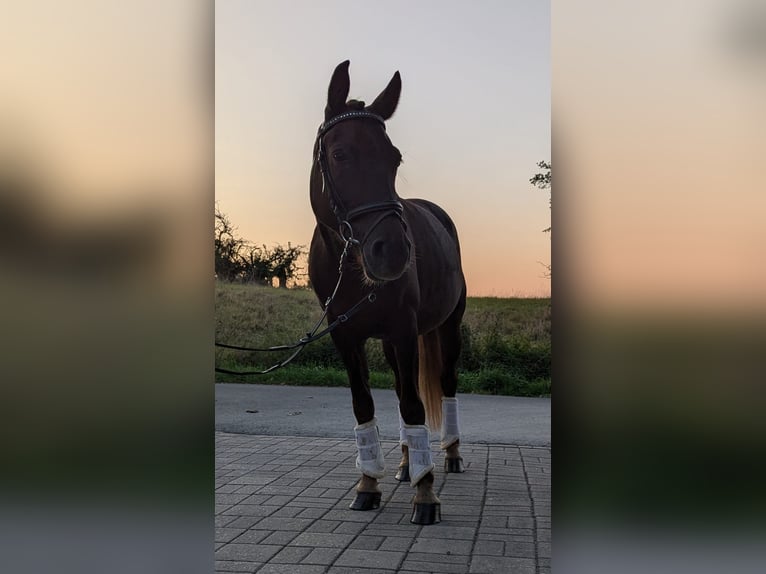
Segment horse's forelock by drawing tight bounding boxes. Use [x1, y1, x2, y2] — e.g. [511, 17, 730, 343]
[346, 99, 365, 110]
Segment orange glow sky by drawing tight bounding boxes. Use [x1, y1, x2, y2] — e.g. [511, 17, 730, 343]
[554, 0, 766, 309]
[216, 0, 550, 297]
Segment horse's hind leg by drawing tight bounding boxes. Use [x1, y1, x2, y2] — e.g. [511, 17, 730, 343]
[332, 332, 384, 511]
[383, 340, 410, 482]
[439, 292, 467, 473]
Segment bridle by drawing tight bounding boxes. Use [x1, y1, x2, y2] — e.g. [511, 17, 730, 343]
[315, 110, 407, 246]
[214, 114, 405, 376]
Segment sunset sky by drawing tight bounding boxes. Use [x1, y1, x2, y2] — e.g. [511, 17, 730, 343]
[216, 0, 551, 297]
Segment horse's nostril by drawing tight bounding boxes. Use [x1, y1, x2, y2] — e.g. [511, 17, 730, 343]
[371, 240, 385, 258]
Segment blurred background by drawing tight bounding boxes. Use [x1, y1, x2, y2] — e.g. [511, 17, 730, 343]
[1, 1, 212, 573]
[1, 0, 765, 573]
[555, 0, 766, 572]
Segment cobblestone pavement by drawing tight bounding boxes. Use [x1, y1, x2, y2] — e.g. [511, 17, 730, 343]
[216, 432, 550, 574]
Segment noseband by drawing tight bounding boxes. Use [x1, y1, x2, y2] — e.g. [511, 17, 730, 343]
[315, 111, 406, 246]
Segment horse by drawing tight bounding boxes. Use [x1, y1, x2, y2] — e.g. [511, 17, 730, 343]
[308, 60, 467, 525]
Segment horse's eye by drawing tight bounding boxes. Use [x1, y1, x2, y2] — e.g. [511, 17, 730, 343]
[332, 150, 347, 161]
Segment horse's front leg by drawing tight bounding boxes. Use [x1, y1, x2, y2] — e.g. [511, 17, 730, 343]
[393, 329, 441, 525]
[331, 331, 384, 511]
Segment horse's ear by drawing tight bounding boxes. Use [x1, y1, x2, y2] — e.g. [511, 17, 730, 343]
[325, 60, 351, 120]
[368, 71, 401, 120]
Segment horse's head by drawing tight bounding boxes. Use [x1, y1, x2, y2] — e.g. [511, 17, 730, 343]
[312, 60, 411, 284]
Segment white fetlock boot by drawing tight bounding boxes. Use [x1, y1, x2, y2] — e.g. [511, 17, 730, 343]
[440, 397, 460, 449]
[349, 417, 385, 511]
[401, 424, 434, 486]
[403, 423, 441, 525]
[441, 397, 464, 473]
[353, 417, 385, 479]
[398, 411, 407, 447]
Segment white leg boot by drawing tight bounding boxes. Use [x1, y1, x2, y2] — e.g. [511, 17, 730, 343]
[398, 411, 407, 446]
[441, 397, 465, 473]
[354, 417, 385, 479]
[401, 424, 434, 486]
[440, 397, 460, 449]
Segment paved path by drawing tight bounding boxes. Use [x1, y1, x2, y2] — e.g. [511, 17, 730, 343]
[216, 384, 550, 446]
[215, 385, 551, 574]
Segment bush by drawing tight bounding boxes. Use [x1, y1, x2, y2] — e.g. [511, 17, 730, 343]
[215, 284, 551, 397]
[459, 368, 551, 396]
[459, 323, 551, 387]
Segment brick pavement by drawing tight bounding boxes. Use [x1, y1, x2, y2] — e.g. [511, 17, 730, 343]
[215, 432, 550, 574]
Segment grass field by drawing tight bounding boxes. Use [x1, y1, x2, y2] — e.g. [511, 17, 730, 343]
[215, 282, 551, 396]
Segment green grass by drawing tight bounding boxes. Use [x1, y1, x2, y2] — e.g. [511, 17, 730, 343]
[215, 282, 550, 396]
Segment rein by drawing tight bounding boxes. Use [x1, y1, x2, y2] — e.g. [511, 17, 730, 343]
[215, 111, 399, 376]
[215, 234, 376, 375]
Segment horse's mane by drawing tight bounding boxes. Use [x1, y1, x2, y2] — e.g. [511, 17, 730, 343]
[346, 99, 365, 110]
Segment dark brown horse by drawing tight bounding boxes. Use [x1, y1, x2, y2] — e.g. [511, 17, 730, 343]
[308, 61, 466, 525]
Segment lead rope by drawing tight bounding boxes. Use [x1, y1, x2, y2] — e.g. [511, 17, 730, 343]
[214, 235, 376, 375]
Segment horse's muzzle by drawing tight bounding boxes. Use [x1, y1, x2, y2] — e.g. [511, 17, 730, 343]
[360, 215, 411, 282]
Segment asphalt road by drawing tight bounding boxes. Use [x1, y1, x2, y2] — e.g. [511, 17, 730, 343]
[215, 383, 550, 446]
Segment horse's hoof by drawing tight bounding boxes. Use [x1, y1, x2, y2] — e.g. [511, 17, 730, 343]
[395, 464, 410, 482]
[349, 491, 382, 511]
[444, 457, 464, 473]
[410, 502, 441, 525]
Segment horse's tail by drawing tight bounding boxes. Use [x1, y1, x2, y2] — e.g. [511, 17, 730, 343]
[418, 330, 443, 431]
